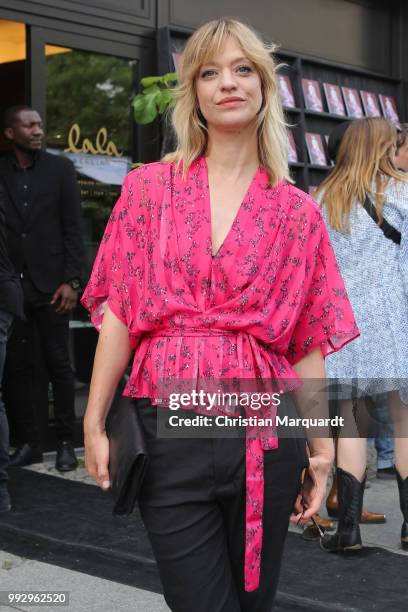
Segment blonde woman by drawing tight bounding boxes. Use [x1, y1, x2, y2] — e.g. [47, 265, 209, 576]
[81, 19, 358, 611]
[316, 118, 408, 554]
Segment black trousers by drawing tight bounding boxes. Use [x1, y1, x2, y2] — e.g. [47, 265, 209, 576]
[4, 278, 75, 445]
[0, 310, 13, 481]
[137, 401, 308, 612]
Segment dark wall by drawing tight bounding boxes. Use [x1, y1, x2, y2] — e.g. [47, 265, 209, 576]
[158, 0, 398, 76]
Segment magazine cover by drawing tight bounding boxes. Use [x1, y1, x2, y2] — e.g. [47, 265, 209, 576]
[277, 75, 296, 108]
[323, 83, 346, 116]
[288, 131, 298, 163]
[302, 78, 324, 112]
[305, 133, 327, 166]
[379, 95, 400, 124]
[360, 90, 381, 117]
[341, 87, 364, 118]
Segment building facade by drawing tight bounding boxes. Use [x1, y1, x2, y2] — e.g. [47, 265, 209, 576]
[0, 0, 405, 445]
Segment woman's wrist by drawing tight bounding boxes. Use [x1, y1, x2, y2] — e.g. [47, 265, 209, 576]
[307, 438, 335, 462]
[84, 415, 106, 436]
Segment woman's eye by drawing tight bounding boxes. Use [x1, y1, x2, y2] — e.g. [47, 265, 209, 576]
[201, 69, 217, 78]
[237, 65, 253, 74]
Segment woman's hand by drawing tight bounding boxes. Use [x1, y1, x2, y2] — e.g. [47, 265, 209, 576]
[84, 427, 111, 491]
[289, 453, 332, 525]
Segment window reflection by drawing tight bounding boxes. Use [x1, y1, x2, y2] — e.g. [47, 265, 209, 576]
[45, 46, 137, 277]
[0, 20, 26, 153]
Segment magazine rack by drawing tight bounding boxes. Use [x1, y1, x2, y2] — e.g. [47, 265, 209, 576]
[157, 27, 404, 193]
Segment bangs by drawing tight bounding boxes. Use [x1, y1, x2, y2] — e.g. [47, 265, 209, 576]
[180, 19, 273, 82]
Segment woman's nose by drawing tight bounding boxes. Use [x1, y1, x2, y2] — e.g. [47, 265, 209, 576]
[219, 69, 237, 90]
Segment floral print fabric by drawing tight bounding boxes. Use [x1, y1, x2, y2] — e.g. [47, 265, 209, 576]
[82, 156, 359, 591]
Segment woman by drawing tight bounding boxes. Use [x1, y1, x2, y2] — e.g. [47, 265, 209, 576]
[81, 18, 358, 611]
[316, 118, 408, 553]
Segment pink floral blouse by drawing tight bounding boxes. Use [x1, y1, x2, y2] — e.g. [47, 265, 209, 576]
[82, 156, 359, 592]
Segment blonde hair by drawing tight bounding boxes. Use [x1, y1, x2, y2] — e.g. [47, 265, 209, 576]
[317, 118, 407, 232]
[163, 18, 290, 186]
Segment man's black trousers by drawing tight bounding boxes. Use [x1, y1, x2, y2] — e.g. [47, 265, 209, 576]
[4, 279, 76, 445]
[137, 401, 309, 612]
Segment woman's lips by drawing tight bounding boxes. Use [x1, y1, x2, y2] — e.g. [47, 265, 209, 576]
[217, 98, 245, 107]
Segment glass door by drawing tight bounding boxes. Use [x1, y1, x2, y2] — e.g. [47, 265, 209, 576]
[44, 44, 137, 279]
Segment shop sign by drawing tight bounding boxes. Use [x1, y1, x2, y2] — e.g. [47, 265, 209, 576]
[64, 123, 123, 157]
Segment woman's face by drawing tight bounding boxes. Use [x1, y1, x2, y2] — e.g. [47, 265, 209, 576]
[195, 37, 263, 132]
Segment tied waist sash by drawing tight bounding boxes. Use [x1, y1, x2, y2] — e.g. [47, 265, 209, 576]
[142, 327, 279, 592]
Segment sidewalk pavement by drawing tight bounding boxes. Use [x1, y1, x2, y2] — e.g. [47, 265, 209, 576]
[0, 447, 405, 612]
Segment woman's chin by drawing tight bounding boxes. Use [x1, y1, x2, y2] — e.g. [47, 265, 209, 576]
[209, 117, 256, 133]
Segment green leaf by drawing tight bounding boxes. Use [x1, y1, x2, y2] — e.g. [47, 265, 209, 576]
[133, 92, 158, 124]
[141, 76, 161, 87]
[162, 72, 178, 83]
[157, 89, 174, 114]
[1, 560, 13, 570]
[142, 84, 161, 96]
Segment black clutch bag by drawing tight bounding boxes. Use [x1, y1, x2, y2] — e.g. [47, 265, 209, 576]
[105, 382, 149, 516]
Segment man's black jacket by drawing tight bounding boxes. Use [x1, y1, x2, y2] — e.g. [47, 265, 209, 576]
[0, 151, 84, 294]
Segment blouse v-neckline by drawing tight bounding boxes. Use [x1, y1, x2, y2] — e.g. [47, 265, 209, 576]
[200, 156, 261, 259]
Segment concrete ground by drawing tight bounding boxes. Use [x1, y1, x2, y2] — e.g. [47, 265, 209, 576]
[0, 446, 405, 612]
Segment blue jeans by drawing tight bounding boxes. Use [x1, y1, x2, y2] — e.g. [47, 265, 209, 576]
[370, 394, 394, 469]
[0, 310, 13, 482]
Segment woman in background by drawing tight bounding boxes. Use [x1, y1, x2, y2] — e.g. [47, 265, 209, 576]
[317, 118, 408, 553]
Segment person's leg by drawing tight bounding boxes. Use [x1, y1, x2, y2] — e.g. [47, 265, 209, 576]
[0, 311, 14, 482]
[137, 403, 241, 612]
[220, 435, 307, 612]
[371, 394, 394, 474]
[388, 391, 408, 549]
[33, 305, 76, 443]
[321, 399, 367, 552]
[336, 399, 367, 480]
[388, 391, 408, 479]
[0, 311, 14, 512]
[3, 313, 41, 449]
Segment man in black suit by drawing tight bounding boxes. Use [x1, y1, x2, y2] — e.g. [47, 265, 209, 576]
[0, 106, 84, 471]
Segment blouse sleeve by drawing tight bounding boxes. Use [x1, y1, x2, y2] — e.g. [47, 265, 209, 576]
[286, 206, 360, 365]
[81, 172, 139, 348]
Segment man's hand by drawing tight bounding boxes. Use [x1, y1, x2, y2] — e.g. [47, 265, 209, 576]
[51, 283, 78, 314]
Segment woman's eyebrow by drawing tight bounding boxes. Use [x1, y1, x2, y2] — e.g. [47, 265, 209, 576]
[201, 56, 251, 68]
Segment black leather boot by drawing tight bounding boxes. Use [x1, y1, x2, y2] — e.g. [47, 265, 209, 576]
[320, 467, 364, 553]
[396, 467, 408, 551]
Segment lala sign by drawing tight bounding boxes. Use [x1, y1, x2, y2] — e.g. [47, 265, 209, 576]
[64, 123, 123, 157]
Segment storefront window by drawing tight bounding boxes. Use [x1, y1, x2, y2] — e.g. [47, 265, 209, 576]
[45, 45, 137, 277]
[0, 19, 26, 152]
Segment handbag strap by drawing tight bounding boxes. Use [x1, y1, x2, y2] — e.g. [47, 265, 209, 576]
[363, 196, 401, 245]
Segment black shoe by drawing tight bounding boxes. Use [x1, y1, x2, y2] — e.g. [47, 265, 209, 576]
[0, 481, 11, 512]
[56, 441, 78, 472]
[377, 467, 396, 480]
[396, 467, 408, 551]
[9, 443, 43, 467]
[320, 467, 364, 553]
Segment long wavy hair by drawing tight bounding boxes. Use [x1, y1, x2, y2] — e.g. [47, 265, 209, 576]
[163, 18, 290, 187]
[317, 117, 406, 232]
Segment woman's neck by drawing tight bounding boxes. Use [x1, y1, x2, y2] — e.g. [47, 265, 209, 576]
[205, 124, 260, 179]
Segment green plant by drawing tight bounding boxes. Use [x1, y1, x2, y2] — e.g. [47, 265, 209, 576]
[132, 73, 177, 125]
